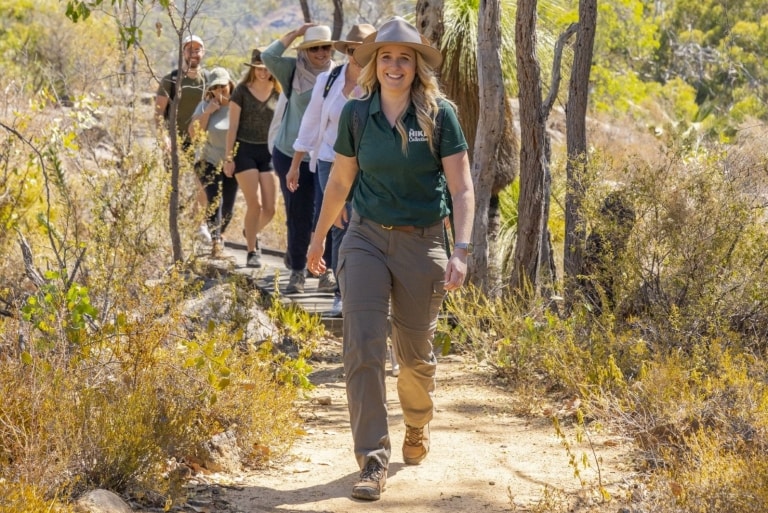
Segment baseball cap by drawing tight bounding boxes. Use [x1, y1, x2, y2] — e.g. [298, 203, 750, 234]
[183, 35, 204, 48]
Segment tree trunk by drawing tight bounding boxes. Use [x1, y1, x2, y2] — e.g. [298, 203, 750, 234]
[299, 0, 311, 22]
[469, 0, 506, 291]
[418, 0, 517, 294]
[331, 0, 343, 40]
[416, 0, 445, 52]
[512, 0, 548, 297]
[564, 0, 598, 305]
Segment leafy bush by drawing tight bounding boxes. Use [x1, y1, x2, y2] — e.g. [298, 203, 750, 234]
[0, 86, 305, 508]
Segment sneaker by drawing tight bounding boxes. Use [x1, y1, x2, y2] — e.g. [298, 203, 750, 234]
[352, 459, 387, 501]
[317, 270, 337, 293]
[246, 250, 262, 268]
[403, 424, 430, 465]
[197, 223, 212, 244]
[389, 345, 400, 377]
[329, 296, 343, 317]
[286, 270, 305, 294]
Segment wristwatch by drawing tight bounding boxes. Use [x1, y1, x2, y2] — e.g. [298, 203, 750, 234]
[454, 242, 473, 254]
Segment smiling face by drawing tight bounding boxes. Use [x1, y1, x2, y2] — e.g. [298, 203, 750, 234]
[375, 44, 417, 93]
[183, 42, 204, 69]
[250, 65, 272, 84]
[305, 44, 333, 68]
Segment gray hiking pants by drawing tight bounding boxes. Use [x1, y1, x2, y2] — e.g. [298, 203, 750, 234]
[338, 211, 448, 469]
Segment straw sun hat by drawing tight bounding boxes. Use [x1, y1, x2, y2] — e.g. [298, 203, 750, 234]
[294, 25, 334, 50]
[352, 17, 442, 68]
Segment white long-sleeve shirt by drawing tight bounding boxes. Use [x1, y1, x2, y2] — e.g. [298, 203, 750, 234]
[293, 63, 360, 172]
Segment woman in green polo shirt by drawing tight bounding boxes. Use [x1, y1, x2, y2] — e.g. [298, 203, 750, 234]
[306, 17, 475, 501]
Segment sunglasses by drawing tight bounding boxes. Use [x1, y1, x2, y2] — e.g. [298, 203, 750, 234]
[346, 47, 357, 56]
[308, 45, 332, 53]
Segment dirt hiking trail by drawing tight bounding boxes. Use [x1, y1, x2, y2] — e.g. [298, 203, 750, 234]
[190, 342, 636, 513]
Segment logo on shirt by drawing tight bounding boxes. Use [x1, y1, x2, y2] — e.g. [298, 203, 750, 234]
[408, 128, 428, 143]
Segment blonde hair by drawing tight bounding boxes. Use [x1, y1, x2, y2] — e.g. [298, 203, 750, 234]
[358, 48, 455, 156]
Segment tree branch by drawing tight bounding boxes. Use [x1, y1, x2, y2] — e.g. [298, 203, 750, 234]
[542, 22, 579, 119]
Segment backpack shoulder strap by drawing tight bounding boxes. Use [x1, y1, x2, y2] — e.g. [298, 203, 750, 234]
[346, 97, 372, 202]
[434, 98, 447, 158]
[167, 69, 179, 100]
[322, 65, 344, 99]
[350, 97, 372, 159]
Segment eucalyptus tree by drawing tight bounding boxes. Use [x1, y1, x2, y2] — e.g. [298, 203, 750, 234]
[65, 0, 206, 263]
[513, 0, 591, 299]
[563, 0, 596, 307]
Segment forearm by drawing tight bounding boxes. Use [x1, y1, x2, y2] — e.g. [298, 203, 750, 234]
[312, 178, 350, 242]
[279, 28, 301, 48]
[450, 187, 475, 245]
[289, 151, 306, 171]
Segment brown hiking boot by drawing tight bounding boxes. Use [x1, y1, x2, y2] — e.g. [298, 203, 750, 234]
[352, 458, 387, 501]
[403, 424, 430, 465]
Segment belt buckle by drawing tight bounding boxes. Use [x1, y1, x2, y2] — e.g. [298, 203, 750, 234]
[381, 224, 393, 230]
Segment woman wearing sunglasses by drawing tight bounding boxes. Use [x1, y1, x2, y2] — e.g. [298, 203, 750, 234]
[262, 24, 336, 294]
[286, 23, 376, 314]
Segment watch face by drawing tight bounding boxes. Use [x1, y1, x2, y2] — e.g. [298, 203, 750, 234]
[455, 242, 473, 254]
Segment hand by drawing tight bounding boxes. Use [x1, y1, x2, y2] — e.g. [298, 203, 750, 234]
[286, 166, 300, 192]
[443, 251, 468, 292]
[223, 160, 235, 177]
[306, 237, 327, 276]
[296, 23, 315, 37]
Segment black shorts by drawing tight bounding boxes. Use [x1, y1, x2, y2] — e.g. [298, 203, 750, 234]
[234, 141, 273, 174]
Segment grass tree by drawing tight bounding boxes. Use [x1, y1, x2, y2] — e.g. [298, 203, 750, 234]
[419, 0, 519, 294]
[424, 0, 572, 295]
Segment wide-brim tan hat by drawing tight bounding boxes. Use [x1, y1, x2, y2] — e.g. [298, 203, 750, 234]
[333, 23, 376, 54]
[352, 17, 442, 68]
[294, 25, 334, 50]
[244, 48, 267, 68]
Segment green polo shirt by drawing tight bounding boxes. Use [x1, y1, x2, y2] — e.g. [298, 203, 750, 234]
[334, 91, 467, 227]
[157, 71, 206, 139]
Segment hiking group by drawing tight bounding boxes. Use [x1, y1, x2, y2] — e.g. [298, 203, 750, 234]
[155, 17, 475, 503]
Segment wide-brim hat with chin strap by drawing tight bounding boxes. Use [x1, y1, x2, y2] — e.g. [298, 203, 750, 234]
[352, 17, 442, 69]
[294, 25, 334, 50]
[333, 23, 376, 54]
[244, 48, 267, 68]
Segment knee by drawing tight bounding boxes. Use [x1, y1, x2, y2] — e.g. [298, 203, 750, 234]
[262, 204, 276, 219]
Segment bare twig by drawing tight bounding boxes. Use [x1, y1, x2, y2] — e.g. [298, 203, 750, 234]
[16, 228, 45, 288]
[543, 23, 579, 119]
